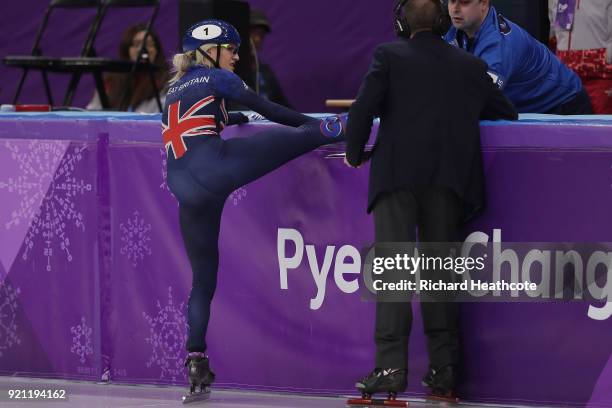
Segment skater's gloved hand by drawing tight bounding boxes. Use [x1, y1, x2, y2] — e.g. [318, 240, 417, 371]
[227, 112, 249, 125]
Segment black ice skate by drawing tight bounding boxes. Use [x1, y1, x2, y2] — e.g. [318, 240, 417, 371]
[347, 368, 408, 407]
[182, 355, 215, 404]
[422, 365, 459, 404]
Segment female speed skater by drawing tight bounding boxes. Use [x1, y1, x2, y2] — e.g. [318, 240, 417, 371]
[162, 19, 346, 402]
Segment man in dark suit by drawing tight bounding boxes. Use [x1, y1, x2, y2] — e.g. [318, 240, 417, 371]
[345, 0, 517, 400]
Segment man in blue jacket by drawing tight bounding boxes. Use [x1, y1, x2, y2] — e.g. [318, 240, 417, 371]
[444, 0, 593, 114]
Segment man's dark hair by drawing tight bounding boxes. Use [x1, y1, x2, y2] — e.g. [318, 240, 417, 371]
[402, 0, 443, 32]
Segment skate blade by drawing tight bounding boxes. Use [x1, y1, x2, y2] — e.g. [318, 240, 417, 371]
[426, 394, 459, 404]
[347, 397, 408, 407]
[182, 389, 211, 404]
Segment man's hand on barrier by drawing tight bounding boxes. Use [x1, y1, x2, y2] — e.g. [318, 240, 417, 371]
[344, 150, 372, 168]
[344, 156, 361, 168]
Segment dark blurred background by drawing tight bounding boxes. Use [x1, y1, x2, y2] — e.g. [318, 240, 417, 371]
[0, 0, 548, 112]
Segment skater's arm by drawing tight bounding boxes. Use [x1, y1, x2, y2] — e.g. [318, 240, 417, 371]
[213, 70, 313, 127]
[346, 46, 388, 167]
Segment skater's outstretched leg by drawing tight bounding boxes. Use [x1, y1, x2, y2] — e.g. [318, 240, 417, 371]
[187, 115, 347, 196]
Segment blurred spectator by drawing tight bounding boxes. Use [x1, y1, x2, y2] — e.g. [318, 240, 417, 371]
[249, 9, 293, 108]
[549, 0, 612, 114]
[87, 23, 169, 113]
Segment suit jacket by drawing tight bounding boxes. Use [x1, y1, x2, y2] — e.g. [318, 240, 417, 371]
[345, 31, 517, 216]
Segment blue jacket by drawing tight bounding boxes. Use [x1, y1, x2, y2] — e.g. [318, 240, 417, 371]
[444, 6, 582, 113]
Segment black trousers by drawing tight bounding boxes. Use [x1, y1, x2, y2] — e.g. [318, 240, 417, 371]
[372, 186, 462, 370]
[546, 88, 594, 115]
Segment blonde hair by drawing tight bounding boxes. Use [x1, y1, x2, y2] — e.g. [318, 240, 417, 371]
[168, 44, 217, 84]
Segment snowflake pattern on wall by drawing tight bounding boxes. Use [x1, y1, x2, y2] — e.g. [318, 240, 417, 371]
[70, 316, 93, 364]
[143, 287, 187, 381]
[0, 280, 21, 358]
[119, 211, 152, 267]
[0, 141, 92, 271]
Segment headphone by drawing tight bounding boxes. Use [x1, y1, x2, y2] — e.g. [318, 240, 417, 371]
[394, 0, 411, 38]
[394, 0, 452, 38]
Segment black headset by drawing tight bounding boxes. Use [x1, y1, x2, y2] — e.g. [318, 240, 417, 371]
[394, 0, 411, 38]
[394, 0, 452, 38]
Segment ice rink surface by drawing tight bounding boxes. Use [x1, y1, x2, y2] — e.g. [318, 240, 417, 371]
[0, 376, 558, 408]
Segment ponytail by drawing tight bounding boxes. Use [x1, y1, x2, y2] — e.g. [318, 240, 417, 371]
[168, 45, 217, 85]
[169, 51, 196, 84]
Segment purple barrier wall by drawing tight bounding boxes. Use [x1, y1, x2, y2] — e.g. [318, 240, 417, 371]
[0, 113, 611, 407]
[0, 0, 395, 111]
[0, 119, 102, 380]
